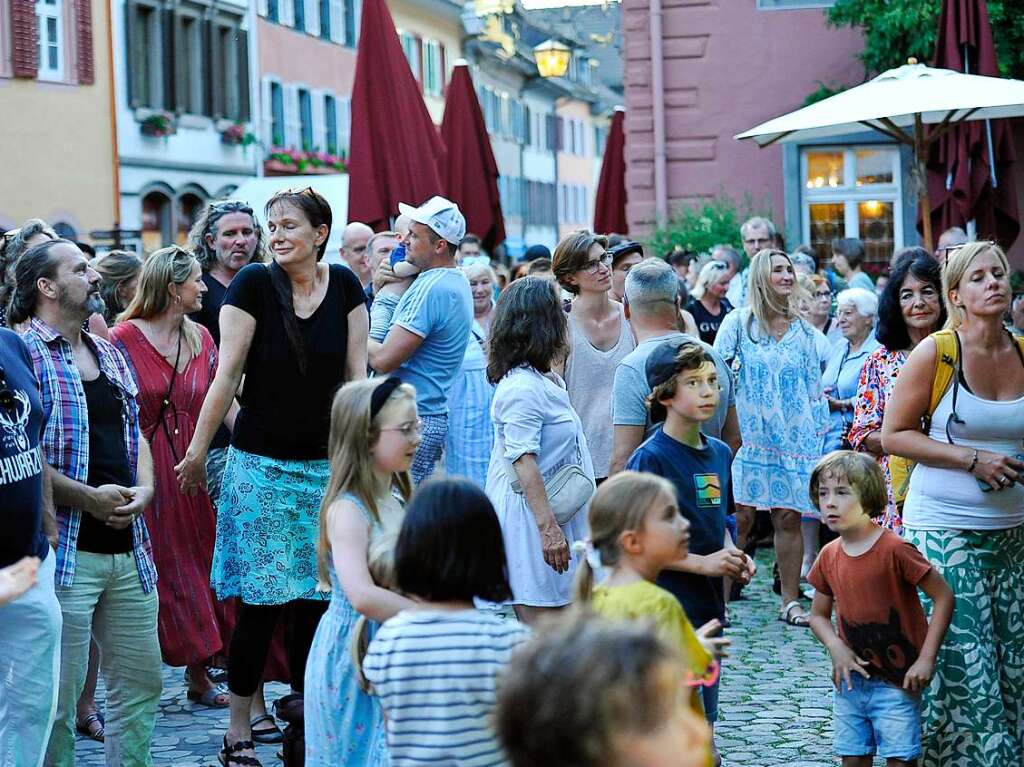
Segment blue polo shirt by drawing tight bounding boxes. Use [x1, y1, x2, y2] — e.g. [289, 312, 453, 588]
[626, 427, 732, 627]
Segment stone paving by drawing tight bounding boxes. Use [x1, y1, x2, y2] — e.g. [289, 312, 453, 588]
[76, 550, 888, 766]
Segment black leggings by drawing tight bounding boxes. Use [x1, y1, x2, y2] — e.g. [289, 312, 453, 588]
[228, 599, 328, 697]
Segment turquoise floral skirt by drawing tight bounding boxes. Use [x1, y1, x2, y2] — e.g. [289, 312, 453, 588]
[211, 447, 330, 605]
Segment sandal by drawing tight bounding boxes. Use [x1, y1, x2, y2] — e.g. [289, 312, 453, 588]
[250, 714, 284, 744]
[219, 736, 262, 767]
[779, 600, 811, 627]
[75, 712, 105, 742]
[188, 685, 230, 708]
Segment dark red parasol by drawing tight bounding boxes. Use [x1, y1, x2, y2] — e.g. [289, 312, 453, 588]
[593, 108, 627, 235]
[346, 0, 446, 231]
[926, 0, 1019, 250]
[439, 62, 505, 251]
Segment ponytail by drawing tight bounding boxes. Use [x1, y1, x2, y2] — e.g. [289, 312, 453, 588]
[572, 540, 603, 603]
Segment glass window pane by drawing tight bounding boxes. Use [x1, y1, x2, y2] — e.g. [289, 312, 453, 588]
[855, 149, 894, 186]
[858, 200, 895, 268]
[48, 43, 58, 70]
[809, 202, 845, 263]
[806, 151, 844, 189]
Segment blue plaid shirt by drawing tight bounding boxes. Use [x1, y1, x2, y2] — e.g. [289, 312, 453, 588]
[21, 318, 157, 592]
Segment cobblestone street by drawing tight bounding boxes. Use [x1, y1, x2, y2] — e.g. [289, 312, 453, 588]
[78, 550, 886, 766]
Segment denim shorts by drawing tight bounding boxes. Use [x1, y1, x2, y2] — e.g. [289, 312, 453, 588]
[833, 674, 921, 759]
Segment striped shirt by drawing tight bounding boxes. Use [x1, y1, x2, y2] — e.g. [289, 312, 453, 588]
[364, 609, 529, 766]
[21, 317, 156, 592]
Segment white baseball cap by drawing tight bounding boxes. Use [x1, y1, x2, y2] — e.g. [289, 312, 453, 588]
[397, 196, 467, 245]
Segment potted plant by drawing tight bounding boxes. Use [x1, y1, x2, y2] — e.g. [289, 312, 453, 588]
[140, 112, 176, 138]
[221, 123, 257, 147]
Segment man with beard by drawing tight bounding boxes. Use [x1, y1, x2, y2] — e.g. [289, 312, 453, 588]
[8, 240, 161, 766]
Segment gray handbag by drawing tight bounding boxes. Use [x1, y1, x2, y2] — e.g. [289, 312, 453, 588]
[503, 429, 595, 526]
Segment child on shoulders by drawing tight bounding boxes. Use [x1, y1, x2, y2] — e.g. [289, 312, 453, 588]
[807, 450, 954, 767]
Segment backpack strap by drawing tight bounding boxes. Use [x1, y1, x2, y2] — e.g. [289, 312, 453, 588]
[928, 329, 958, 417]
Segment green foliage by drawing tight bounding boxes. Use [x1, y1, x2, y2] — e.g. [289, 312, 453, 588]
[803, 81, 849, 107]
[827, 0, 1024, 80]
[646, 193, 772, 262]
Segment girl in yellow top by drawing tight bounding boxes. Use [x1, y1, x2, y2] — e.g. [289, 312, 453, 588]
[574, 471, 729, 766]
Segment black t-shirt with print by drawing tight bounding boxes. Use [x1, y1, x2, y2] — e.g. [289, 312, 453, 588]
[0, 328, 48, 567]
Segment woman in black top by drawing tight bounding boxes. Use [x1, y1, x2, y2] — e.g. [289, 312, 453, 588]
[177, 188, 368, 767]
[686, 259, 734, 344]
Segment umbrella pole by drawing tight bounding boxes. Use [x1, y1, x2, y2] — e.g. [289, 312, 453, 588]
[915, 113, 933, 252]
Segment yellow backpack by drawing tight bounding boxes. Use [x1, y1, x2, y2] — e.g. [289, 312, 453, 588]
[889, 328, 1024, 505]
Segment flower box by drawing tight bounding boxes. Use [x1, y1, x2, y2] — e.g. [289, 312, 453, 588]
[140, 112, 177, 138]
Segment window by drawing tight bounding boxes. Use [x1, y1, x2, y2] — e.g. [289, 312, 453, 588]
[270, 82, 285, 146]
[141, 191, 172, 254]
[35, 0, 63, 80]
[176, 193, 205, 245]
[343, 0, 357, 46]
[177, 13, 203, 114]
[128, 4, 160, 107]
[319, 0, 330, 39]
[267, 0, 279, 21]
[802, 146, 902, 269]
[398, 31, 420, 82]
[423, 40, 443, 97]
[299, 88, 313, 150]
[325, 94, 338, 154]
[293, 0, 305, 31]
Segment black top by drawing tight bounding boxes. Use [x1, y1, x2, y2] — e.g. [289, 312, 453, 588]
[686, 296, 734, 345]
[76, 373, 134, 554]
[224, 262, 366, 460]
[0, 329, 48, 567]
[190, 272, 232, 450]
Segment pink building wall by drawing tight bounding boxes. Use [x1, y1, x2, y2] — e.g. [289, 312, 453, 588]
[622, 0, 864, 235]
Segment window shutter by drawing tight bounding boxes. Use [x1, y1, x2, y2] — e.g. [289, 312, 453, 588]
[261, 77, 273, 146]
[11, 0, 39, 78]
[280, 0, 293, 28]
[339, 95, 351, 156]
[328, 0, 342, 42]
[351, 0, 361, 46]
[238, 30, 251, 122]
[283, 83, 301, 148]
[74, 0, 94, 84]
[305, 0, 319, 37]
[124, 0, 139, 105]
[439, 43, 446, 96]
[257, 0, 268, 17]
[162, 8, 177, 111]
[202, 19, 216, 117]
[311, 89, 326, 151]
[415, 35, 424, 89]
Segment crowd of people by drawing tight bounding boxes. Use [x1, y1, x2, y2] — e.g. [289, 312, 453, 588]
[0, 190, 1021, 767]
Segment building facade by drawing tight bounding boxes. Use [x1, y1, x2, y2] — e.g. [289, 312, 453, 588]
[0, 0, 116, 239]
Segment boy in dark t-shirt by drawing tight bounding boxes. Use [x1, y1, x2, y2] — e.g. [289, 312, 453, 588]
[807, 451, 954, 767]
[626, 338, 754, 753]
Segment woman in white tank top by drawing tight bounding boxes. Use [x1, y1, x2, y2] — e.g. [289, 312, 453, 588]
[883, 241, 1024, 767]
[551, 231, 636, 481]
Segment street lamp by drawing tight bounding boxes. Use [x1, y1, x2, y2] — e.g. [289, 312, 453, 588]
[533, 39, 571, 79]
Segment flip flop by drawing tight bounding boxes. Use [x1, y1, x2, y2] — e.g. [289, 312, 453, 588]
[219, 736, 262, 767]
[250, 714, 284, 744]
[779, 599, 811, 627]
[75, 712, 105, 742]
[187, 685, 230, 708]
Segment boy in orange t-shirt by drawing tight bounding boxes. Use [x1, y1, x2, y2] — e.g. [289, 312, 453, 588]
[806, 451, 954, 767]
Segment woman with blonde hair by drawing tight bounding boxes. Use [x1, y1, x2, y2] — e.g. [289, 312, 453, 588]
[883, 241, 1024, 766]
[108, 246, 235, 708]
[714, 249, 828, 627]
[305, 377, 418, 766]
[93, 250, 143, 325]
[685, 260, 734, 344]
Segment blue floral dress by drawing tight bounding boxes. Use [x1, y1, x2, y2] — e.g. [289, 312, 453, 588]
[304, 492, 402, 767]
[714, 309, 829, 516]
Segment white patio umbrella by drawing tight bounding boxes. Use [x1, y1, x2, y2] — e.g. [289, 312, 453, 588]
[735, 60, 1024, 249]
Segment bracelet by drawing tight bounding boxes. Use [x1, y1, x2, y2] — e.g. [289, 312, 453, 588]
[966, 448, 979, 474]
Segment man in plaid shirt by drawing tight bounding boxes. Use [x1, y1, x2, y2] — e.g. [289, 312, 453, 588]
[10, 239, 161, 767]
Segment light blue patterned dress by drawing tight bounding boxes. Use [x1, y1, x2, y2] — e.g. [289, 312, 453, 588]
[304, 492, 401, 766]
[713, 308, 829, 516]
[445, 322, 494, 488]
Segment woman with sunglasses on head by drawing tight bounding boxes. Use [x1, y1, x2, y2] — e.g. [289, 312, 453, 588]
[846, 248, 945, 533]
[713, 249, 829, 628]
[686, 260, 734, 345]
[552, 231, 636, 484]
[175, 188, 369, 767]
[109, 247, 235, 711]
[883, 241, 1024, 767]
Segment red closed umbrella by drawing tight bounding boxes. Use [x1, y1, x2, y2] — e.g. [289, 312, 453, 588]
[593, 108, 627, 235]
[346, 0, 446, 231]
[926, 0, 1019, 250]
[440, 62, 505, 251]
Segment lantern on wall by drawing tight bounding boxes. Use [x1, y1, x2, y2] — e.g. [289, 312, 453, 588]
[533, 39, 571, 79]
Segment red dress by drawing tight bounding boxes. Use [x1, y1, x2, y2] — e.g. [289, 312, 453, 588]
[110, 321, 235, 666]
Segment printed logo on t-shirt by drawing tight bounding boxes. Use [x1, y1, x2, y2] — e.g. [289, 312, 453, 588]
[0, 388, 41, 486]
[693, 473, 721, 508]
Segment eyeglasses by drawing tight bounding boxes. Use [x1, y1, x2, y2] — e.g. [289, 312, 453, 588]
[380, 419, 423, 439]
[582, 253, 613, 275]
[813, 290, 833, 299]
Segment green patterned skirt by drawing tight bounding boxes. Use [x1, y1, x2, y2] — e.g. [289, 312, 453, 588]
[905, 526, 1024, 767]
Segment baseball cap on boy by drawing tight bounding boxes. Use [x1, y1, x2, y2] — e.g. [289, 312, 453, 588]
[608, 240, 644, 268]
[645, 337, 714, 388]
[397, 196, 467, 245]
